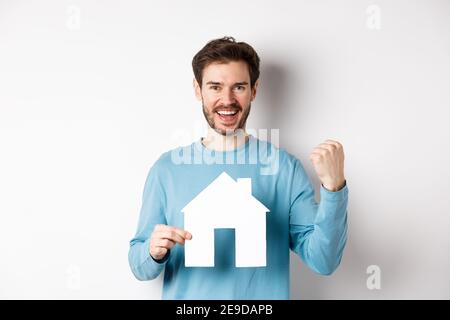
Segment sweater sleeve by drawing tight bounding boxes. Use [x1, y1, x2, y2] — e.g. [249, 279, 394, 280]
[128, 162, 169, 280]
[289, 159, 348, 275]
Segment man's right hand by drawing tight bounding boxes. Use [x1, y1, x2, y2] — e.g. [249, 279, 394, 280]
[149, 224, 192, 261]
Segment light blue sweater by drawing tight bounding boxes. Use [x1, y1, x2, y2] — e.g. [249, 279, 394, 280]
[129, 136, 348, 299]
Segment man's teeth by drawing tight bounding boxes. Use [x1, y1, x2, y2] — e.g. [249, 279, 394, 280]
[217, 110, 238, 115]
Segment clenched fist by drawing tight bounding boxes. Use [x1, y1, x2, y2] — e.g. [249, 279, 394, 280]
[309, 139, 346, 192]
[150, 224, 192, 261]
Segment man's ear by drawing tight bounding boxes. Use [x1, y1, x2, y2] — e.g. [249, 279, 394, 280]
[193, 78, 202, 101]
[251, 79, 259, 101]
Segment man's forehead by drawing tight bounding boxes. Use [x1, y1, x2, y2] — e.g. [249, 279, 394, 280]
[202, 61, 250, 83]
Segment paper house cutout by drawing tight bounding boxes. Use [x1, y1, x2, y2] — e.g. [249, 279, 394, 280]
[182, 172, 270, 267]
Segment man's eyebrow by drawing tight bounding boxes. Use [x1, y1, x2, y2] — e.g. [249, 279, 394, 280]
[205, 81, 249, 86]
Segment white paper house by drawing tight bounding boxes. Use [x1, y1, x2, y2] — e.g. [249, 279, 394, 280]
[182, 172, 270, 267]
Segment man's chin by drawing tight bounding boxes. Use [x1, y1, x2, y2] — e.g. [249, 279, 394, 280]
[214, 126, 246, 136]
[214, 127, 236, 136]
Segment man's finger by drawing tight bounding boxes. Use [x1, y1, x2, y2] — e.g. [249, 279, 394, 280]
[312, 147, 330, 155]
[324, 139, 342, 149]
[155, 230, 186, 245]
[159, 225, 192, 241]
[318, 143, 336, 151]
[153, 238, 176, 249]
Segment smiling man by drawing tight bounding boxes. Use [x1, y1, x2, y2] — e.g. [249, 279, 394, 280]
[128, 36, 348, 299]
[199, 60, 253, 138]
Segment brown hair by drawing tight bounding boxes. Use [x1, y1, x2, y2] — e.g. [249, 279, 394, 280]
[192, 36, 260, 88]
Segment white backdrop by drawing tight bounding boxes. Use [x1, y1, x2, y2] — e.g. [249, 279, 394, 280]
[1, 0, 449, 299]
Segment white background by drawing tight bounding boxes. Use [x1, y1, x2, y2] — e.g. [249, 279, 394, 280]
[1, 0, 449, 299]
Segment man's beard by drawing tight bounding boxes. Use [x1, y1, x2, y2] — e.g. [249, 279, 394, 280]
[202, 102, 251, 136]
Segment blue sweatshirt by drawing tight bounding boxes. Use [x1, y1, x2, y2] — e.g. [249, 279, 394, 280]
[128, 135, 348, 299]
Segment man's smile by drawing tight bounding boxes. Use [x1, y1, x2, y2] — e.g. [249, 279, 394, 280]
[215, 108, 240, 125]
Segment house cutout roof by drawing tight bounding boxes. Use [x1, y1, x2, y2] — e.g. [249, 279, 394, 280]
[181, 172, 269, 214]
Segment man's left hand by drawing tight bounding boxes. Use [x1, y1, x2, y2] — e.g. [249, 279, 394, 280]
[309, 139, 346, 192]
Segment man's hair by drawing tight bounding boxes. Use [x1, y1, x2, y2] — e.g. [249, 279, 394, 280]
[192, 36, 260, 88]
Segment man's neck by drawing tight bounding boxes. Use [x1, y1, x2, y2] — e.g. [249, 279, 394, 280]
[201, 127, 249, 152]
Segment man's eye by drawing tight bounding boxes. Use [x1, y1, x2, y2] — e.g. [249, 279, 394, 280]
[210, 86, 220, 91]
[235, 86, 245, 91]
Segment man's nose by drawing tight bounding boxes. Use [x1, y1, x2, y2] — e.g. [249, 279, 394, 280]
[220, 88, 236, 106]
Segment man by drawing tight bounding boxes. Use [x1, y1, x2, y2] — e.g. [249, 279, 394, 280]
[128, 36, 348, 299]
